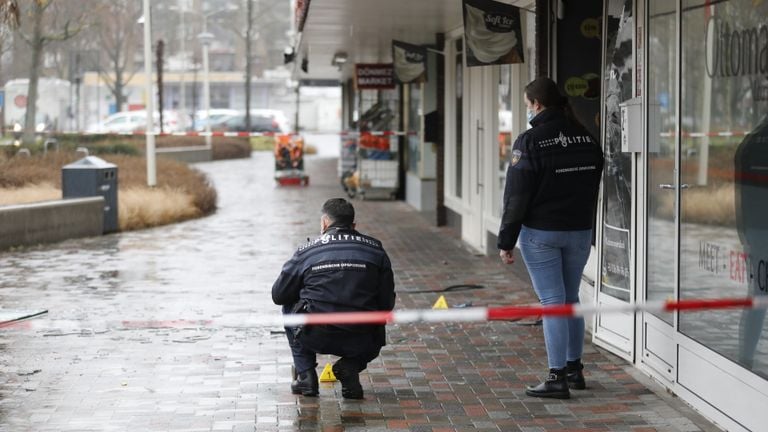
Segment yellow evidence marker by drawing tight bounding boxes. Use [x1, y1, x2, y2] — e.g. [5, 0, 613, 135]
[432, 295, 449, 309]
[319, 362, 337, 382]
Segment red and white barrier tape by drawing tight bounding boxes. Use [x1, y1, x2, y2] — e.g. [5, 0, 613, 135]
[53, 130, 416, 138]
[659, 131, 749, 138]
[278, 297, 768, 327]
[340, 131, 417, 137]
[4, 297, 766, 331]
[77, 131, 284, 138]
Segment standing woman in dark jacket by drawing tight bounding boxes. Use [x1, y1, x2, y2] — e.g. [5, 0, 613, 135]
[498, 77, 604, 399]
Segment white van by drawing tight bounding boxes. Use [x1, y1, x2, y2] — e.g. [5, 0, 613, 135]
[4, 78, 71, 132]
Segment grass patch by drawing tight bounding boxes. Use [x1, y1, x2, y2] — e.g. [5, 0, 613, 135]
[0, 151, 217, 231]
[0, 183, 59, 206]
[119, 187, 201, 231]
[250, 136, 276, 151]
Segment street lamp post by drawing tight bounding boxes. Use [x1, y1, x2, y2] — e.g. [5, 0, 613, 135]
[178, 0, 187, 130]
[142, 0, 157, 187]
[172, 3, 233, 146]
[197, 25, 214, 150]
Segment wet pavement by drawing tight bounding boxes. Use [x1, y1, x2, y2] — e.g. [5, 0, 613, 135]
[0, 140, 722, 431]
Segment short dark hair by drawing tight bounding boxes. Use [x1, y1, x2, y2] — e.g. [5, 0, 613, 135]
[524, 77, 566, 109]
[322, 198, 355, 227]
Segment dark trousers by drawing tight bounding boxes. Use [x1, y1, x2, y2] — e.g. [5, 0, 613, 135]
[283, 307, 382, 374]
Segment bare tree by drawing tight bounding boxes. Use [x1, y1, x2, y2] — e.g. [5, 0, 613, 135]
[0, 8, 15, 80]
[245, 0, 252, 131]
[0, 26, 13, 132]
[17, 0, 85, 144]
[0, 0, 19, 28]
[93, 0, 141, 113]
[235, 0, 289, 130]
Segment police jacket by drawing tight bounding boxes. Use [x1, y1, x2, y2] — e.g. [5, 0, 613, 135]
[498, 108, 604, 250]
[272, 226, 396, 344]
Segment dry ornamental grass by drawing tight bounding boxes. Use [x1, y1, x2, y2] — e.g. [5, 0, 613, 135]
[0, 183, 59, 206]
[0, 152, 217, 231]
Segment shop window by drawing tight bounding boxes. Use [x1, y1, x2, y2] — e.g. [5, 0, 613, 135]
[600, 0, 634, 302]
[646, 0, 677, 326]
[679, 0, 768, 378]
[498, 64, 513, 211]
[407, 83, 422, 174]
[493, 9, 535, 219]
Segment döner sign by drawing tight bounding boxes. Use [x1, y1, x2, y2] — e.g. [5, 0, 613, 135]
[355, 63, 395, 89]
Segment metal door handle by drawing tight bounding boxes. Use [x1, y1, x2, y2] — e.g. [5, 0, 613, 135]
[476, 119, 483, 194]
[658, 184, 690, 190]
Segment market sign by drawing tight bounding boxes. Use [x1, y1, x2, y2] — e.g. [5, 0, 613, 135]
[355, 63, 395, 90]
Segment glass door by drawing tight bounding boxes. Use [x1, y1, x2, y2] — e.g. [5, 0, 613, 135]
[594, 0, 636, 357]
[643, 0, 677, 380]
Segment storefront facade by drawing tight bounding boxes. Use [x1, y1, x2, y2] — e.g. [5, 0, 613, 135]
[296, 0, 768, 429]
[635, 0, 768, 429]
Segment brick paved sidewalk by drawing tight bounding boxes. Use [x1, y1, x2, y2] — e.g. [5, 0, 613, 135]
[326, 196, 721, 432]
[0, 155, 723, 432]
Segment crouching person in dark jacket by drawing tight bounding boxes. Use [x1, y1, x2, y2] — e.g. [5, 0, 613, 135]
[272, 198, 396, 399]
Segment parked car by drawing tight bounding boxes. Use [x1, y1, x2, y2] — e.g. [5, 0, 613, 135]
[86, 111, 149, 134]
[193, 109, 240, 132]
[211, 113, 284, 133]
[86, 110, 188, 134]
[250, 109, 291, 133]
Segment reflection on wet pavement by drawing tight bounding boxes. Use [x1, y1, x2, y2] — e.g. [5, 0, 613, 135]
[0, 151, 337, 431]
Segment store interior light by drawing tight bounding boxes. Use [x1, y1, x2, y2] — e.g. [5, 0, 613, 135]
[332, 52, 348, 66]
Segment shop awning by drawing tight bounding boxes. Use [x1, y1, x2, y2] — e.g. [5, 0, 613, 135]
[293, 0, 464, 81]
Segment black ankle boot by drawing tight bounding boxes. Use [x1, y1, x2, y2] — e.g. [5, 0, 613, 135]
[291, 368, 319, 396]
[566, 360, 586, 390]
[332, 358, 364, 399]
[525, 368, 570, 399]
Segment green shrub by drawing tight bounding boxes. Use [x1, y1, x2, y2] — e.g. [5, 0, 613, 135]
[89, 142, 141, 156]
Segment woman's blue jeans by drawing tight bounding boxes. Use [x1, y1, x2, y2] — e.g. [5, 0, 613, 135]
[518, 226, 592, 369]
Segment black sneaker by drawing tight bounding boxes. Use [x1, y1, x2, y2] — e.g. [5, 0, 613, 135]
[525, 368, 570, 399]
[566, 360, 586, 390]
[332, 359, 364, 399]
[291, 368, 319, 396]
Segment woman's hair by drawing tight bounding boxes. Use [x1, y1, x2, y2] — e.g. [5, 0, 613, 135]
[525, 76, 582, 128]
[524, 77, 567, 108]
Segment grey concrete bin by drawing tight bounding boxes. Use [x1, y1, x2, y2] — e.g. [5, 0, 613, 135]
[62, 156, 118, 233]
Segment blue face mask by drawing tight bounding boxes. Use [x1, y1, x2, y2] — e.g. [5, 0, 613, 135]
[526, 109, 535, 124]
